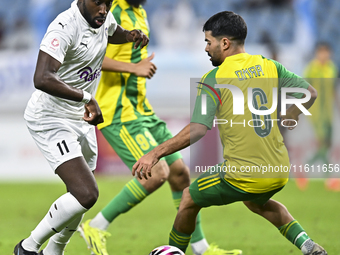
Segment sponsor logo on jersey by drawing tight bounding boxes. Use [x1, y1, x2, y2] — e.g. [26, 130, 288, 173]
[51, 38, 60, 47]
[49, 38, 60, 51]
[77, 67, 101, 82]
[58, 22, 67, 29]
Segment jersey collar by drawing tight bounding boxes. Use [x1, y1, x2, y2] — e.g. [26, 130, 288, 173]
[221, 53, 250, 66]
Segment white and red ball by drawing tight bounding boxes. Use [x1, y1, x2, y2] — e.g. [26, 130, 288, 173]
[149, 245, 185, 255]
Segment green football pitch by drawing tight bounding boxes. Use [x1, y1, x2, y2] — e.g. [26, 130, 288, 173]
[1, 177, 339, 255]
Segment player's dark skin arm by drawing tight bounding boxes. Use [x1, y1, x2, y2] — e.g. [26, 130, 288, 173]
[132, 123, 208, 179]
[33, 51, 103, 125]
[281, 84, 317, 130]
[108, 24, 149, 49]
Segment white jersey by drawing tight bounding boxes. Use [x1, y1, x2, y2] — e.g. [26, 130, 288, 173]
[25, 1, 117, 120]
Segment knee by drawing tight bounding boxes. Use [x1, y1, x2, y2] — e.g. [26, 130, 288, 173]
[168, 160, 191, 189]
[170, 160, 190, 178]
[73, 185, 99, 209]
[153, 161, 170, 182]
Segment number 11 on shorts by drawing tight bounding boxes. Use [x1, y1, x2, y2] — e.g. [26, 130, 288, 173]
[57, 140, 70, 155]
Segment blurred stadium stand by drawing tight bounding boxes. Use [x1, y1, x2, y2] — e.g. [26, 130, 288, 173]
[1, 0, 340, 179]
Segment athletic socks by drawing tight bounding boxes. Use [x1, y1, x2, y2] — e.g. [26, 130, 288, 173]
[172, 191, 208, 253]
[169, 226, 191, 253]
[278, 220, 313, 253]
[22, 193, 87, 252]
[100, 178, 149, 223]
[43, 214, 84, 255]
[90, 212, 110, 230]
[190, 238, 209, 255]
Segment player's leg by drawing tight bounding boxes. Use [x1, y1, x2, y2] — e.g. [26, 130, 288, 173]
[169, 169, 243, 255]
[15, 121, 98, 255]
[41, 214, 84, 255]
[79, 122, 170, 254]
[244, 194, 327, 254]
[167, 158, 209, 254]
[149, 117, 210, 254]
[89, 123, 170, 226]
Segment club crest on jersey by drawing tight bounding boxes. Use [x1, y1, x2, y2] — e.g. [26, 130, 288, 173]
[78, 67, 101, 82]
[105, 27, 108, 39]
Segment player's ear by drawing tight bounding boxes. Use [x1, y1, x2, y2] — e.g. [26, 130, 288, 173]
[221, 37, 230, 50]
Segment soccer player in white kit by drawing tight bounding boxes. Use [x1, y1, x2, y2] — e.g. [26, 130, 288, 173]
[13, 1, 149, 255]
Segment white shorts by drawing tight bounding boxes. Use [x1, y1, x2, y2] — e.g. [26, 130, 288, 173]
[25, 116, 98, 171]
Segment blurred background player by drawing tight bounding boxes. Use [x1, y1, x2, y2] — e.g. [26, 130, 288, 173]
[133, 11, 327, 255]
[77, 1, 236, 255]
[297, 42, 340, 191]
[13, 0, 150, 255]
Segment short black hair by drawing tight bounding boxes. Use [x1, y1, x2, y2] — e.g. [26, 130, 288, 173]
[203, 11, 247, 45]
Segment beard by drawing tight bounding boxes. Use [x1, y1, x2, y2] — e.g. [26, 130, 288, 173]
[209, 46, 223, 66]
[81, 1, 99, 28]
[211, 58, 222, 67]
[126, 0, 147, 6]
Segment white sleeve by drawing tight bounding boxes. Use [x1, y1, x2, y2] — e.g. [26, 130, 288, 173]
[107, 11, 118, 37]
[40, 21, 72, 64]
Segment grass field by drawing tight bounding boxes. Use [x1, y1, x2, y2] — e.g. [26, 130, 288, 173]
[1, 176, 339, 255]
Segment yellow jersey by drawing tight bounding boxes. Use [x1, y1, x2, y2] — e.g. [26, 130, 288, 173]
[192, 53, 310, 193]
[96, 0, 154, 130]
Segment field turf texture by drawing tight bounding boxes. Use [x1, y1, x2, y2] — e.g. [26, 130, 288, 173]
[1, 177, 339, 255]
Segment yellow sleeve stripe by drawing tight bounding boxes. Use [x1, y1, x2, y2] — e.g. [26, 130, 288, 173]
[197, 177, 220, 187]
[198, 180, 221, 191]
[119, 125, 144, 161]
[129, 180, 147, 198]
[197, 173, 219, 183]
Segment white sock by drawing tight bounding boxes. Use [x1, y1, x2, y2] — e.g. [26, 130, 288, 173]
[22, 193, 87, 252]
[90, 212, 110, 230]
[43, 214, 84, 255]
[190, 238, 209, 255]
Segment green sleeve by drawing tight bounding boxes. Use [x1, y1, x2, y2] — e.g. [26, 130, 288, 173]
[270, 59, 310, 98]
[191, 68, 220, 130]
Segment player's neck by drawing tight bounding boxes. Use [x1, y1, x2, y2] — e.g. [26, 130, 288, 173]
[223, 46, 246, 59]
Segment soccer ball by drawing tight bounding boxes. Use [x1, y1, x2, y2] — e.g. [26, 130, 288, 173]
[149, 245, 185, 255]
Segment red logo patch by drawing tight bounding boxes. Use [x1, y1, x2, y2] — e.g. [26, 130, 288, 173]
[51, 38, 60, 47]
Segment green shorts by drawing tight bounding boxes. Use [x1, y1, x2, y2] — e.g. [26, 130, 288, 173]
[189, 169, 284, 207]
[101, 115, 182, 170]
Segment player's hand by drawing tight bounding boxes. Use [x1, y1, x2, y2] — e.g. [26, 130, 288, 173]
[280, 110, 299, 130]
[83, 97, 104, 126]
[132, 151, 159, 180]
[134, 53, 157, 79]
[126, 29, 149, 49]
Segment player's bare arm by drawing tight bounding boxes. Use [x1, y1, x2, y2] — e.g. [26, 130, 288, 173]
[102, 53, 157, 78]
[34, 51, 104, 126]
[132, 123, 208, 179]
[108, 24, 149, 49]
[281, 84, 317, 130]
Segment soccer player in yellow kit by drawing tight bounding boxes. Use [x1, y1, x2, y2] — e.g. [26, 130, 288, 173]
[78, 1, 233, 255]
[133, 11, 328, 255]
[302, 42, 340, 191]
